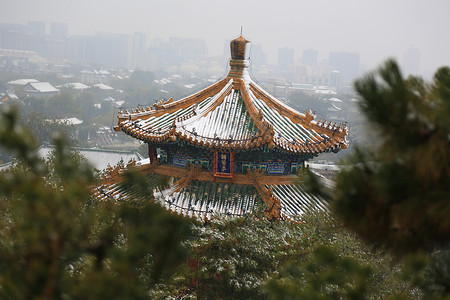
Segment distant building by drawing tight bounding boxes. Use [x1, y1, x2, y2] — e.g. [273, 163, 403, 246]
[147, 37, 208, 69]
[65, 36, 87, 62]
[8, 78, 39, 88]
[0, 48, 42, 61]
[302, 49, 318, 65]
[26, 21, 45, 36]
[50, 22, 68, 37]
[59, 82, 89, 91]
[45, 36, 66, 61]
[250, 43, 267, 68]
[290, 62, 341, 91]
[80, 69, 111, 84]
[131, 32, 147, 69]
[92, 83, 114, 90]
[89, 32, 132, 68]
[23, 82, 59, 98]
[328, 52, 359, 85]
[278, 47, 294, 69]
[0, 23, 26, 33]
[330, 70, 341, 90]
[170, 37, 207, 59]
[0, 28, 45, 56]
[51, 117, 83, 126]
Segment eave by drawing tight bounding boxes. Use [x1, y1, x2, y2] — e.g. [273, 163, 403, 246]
[93, 161, 324, 221]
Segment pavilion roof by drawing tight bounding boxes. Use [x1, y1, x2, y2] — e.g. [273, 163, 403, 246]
[115, 76, 348, 154]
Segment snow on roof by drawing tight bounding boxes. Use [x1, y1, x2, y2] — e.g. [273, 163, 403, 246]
[93, 83, 114, 90]
[24, 82, 59, 93]
[60, 82, 89, 90]
[328, 102, 342, 111]
[315, 89, 337, 95]
[80, 69, 110, 76]
[47, 117, 83, 125]
[291, 83, 315, 90]
[158, 78, 171, 85]
[8, 79, 39, 86]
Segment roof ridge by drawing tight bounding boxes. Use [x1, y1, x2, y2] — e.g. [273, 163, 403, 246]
[239, 79, 275, 146]
[116, 77, 229, 124]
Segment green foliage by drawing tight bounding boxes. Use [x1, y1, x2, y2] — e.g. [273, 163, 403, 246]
[148, 213, 403, 299]
[22, 111, 76, 145]
[185, 217, 305, 299]
[265, 213, 407, 300]
[0, 105, 192, 299]
[311, 60, 450, 254]
[130, 70, 156, 85]
[304, 60, 450, 299]
[265, 246, 373, 300]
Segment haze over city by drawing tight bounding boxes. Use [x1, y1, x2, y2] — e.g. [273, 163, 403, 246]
[2, 0, 450, 78]
[1, 0, 450, 298]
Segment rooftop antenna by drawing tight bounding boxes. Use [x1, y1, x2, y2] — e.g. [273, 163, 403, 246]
[240, 26, 243, 35]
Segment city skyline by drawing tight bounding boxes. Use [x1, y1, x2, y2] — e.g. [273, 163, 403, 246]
[2, 0, 450, 78]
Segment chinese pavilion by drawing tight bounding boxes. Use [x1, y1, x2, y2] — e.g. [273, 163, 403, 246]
[94, 35, 348, 220]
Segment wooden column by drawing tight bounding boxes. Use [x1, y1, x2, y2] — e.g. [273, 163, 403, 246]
[148, 144, 156, 163]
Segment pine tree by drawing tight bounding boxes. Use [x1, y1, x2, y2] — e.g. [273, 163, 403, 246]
[330, 60, 450, 253]
[0, 105, 192, 299]
[298, 60, 450, 299]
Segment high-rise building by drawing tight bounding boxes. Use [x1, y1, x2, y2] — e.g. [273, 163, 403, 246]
[65, 36, 86, 62]
[148, 37, 208, 69]
[131, 32, 147, 69]
[26, 21, 45, 36]
[328, 52, 359, 85]
[50, 22, 68, 37]
[302, 49, 318, 65]
[277, 47, 294, 69]
[45, 37, 66, 61]
[169, 37, 207, 60]
[91, 32, 132, 68]
[250, 43, 267, 68]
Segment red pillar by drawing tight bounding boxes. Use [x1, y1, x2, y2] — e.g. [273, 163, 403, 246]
[148, 144, 156, 163]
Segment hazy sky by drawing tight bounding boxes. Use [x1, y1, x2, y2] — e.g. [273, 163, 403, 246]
[2, 0, 449, 77]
